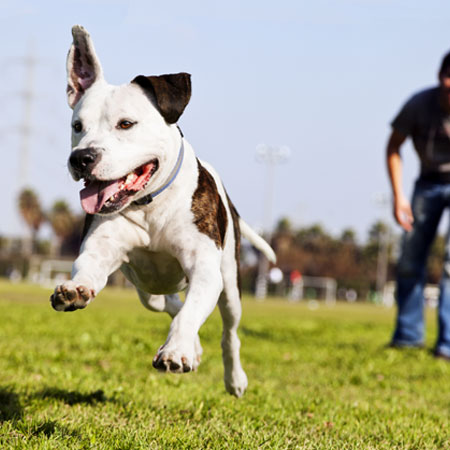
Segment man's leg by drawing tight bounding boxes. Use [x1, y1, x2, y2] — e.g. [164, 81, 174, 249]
[392, 182, 444, 347]
[436, 266, 450, 358]
[435, 200, 450, 358]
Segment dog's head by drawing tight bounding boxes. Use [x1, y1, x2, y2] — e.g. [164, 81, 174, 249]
[66, 25, 191, 215]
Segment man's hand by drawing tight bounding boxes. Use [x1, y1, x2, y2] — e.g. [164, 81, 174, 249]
[386, 129, 413, 232]
[393, 194, 414, 232]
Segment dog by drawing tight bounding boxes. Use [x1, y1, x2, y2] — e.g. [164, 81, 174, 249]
[50, 25, 276, 397]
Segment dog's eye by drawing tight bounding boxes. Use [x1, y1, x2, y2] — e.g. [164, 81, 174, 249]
[72, 121, 82, 133]
[118, 120, 135, 130]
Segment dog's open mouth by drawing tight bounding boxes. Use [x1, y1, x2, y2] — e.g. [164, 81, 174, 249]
[80, 159, 159, 214]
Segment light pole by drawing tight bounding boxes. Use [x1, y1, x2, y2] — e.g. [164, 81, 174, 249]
[254, 144, 290, 299]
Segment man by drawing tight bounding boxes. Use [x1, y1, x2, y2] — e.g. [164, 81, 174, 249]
[386, 52, 450, 360]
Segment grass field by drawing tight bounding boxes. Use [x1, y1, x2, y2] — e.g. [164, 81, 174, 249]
[0, 280, 449, 449]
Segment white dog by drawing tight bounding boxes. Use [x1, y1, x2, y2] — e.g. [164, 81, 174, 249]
[50, 26, 275, 397]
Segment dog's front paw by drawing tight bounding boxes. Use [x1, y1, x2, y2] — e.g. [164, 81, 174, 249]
[50, 281, 95, 312]
[224, 368, 248, 398]
[152, 340, 200, 374]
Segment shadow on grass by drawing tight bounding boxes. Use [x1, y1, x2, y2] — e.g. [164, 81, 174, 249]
[0, 387, 23, 422]
[30, 420, 58, 437]
[240, 326, 273, 340]
[0, 387, 107, 443]
[26, 420, 80, 439]
[34, 387, 110, 405]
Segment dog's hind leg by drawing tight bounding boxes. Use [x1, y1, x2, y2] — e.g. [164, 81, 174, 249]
[218, 268, 248, 397]
[137, 290, 203, 368]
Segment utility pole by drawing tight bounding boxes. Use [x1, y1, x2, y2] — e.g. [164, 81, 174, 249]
[254, 144, 290, 299]
[376, 225, 390, 299]
[8, 42, 40, 252]
[18, 42, 36, 189]
[373, 193, 391, 303]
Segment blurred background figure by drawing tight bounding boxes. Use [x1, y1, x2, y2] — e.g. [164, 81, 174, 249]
[386, 52, 450, 360]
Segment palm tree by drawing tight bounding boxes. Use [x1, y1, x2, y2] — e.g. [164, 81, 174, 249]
[48, 200, 76, 256]
[18, 188, 45, 255]
[340, 228, 357, 245]
[275, 217, 292, 233]
[368, 220, 390, 244]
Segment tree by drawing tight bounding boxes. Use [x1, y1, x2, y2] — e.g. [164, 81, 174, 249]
[48, 200, 77, 256]
[295, 223, 333, 252]
[340, 228, 357, 245]
[368, 221, 389, 244]
[271, 219, 395, 297]
[275, 217, 292, 233]
[18, 188, 45, 255]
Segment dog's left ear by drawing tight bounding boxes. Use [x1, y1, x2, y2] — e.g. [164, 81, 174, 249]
[132, 73, 191, 124]
[66, 25, 104, 109]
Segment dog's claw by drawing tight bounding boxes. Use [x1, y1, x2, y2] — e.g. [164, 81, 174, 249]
[153, 351, 193, 374]
[181, 357, 191, 373]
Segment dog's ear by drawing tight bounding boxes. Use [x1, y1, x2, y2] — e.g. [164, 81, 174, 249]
[132, 73, 191, 124]
[66, 25, 104, 109]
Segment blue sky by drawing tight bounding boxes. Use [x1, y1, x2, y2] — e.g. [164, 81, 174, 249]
[2, 0, 450, 242]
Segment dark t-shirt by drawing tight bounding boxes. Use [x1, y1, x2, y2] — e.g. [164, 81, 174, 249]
[391, 87, 450, 177]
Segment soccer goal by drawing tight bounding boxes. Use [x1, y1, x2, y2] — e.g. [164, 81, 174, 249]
[289, 275, 337, 303]
[35, 259, 73, 287]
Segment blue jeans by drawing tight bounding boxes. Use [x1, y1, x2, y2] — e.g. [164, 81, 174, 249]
[392, 179, 450, 357]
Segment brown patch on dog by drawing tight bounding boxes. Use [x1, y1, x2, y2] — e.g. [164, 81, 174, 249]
[191, 160, 228, 249]
[226, 193, 242, 295]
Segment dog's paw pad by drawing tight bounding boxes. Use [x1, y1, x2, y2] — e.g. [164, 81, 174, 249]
[50, 282, 95, 312]
[152, 351, 193, 374]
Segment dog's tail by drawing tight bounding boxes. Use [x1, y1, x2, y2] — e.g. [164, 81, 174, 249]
[239, 219, 277, 263]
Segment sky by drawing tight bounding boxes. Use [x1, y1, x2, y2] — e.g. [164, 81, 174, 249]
[2, 0, 450, 243]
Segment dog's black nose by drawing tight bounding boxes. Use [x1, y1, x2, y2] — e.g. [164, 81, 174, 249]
[69, 148, 101, 175]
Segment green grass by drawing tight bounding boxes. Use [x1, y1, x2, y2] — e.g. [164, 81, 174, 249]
[0, 280, 449, 449]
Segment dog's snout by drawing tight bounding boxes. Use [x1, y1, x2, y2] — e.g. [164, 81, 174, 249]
[69, 148, 101, 175]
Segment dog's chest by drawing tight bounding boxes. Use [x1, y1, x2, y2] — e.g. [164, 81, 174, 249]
[120, 247, 187, 294]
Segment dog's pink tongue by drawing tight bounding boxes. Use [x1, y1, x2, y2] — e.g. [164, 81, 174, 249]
[80, 179, 121, 214]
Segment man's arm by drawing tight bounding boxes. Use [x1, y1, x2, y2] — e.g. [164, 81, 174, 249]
[386, 129, 414, 232]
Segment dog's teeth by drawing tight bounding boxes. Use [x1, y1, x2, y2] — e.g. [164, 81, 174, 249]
[125, 173, 135, 184]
